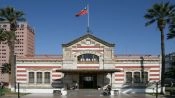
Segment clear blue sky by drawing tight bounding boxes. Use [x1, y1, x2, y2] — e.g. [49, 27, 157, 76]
[0, 0, 174, 55]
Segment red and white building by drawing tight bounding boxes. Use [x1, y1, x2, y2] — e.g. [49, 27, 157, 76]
[16, 34, 161, 93]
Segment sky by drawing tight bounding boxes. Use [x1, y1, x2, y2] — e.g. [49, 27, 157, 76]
[0, 0, 175, 55]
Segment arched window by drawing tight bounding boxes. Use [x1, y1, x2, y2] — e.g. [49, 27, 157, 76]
[77, 54, 99, 64]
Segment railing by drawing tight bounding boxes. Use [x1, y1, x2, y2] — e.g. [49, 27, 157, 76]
[77, 61, 99, 64]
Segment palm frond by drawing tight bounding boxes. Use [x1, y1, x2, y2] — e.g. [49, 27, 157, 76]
[17, 17, 26, 22]
[145, 19, 156, 26]
[5, 31, 16, 41]
[144, 14, 155, 19]
[0, 29, 7, 41]
[0, 6, 25, 30]
[167, 30, 175, 39]
[153, 3, 161, 11]
[145, 2, 175, 30]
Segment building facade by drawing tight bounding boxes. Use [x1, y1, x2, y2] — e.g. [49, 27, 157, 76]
[165, 52, 175, 72]
[0, 21, 35, 82]
[16, 34, 161, 93]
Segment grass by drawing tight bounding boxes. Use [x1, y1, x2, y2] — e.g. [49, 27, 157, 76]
[1, 87, 29, 96]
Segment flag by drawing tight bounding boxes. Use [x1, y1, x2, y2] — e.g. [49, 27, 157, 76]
[75, 7, 88, 17]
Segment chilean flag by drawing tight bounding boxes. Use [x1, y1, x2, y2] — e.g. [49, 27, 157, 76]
[75, 7, 88, 17]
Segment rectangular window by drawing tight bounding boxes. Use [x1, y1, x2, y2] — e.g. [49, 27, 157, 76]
[143, 72, 148, 83]
[126, 72, 132, 83]
[44, 72, 50, 83]
[37, 72, 42, 83]
[29, 72, 34, 83]
[134, 72, 140, 83]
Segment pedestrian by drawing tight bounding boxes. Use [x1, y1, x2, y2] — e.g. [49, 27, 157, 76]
[75, 82, 78, 89]
[0, 82, 4, 89]
[0, 81, 2, 88]
[170, 81, 174, 96]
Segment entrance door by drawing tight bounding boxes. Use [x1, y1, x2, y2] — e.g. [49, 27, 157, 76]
[79, 74, 97, 89]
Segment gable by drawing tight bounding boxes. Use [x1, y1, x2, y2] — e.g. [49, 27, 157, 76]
[62, 33, 115, 48]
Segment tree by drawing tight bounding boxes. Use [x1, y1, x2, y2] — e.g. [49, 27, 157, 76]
[144, 2, 175, 94]
[1, 63, 11, 74]
[167, 18, 175, 39]
[165, 61, 175, 79]
[0, 29, 7, 41]
[167, 31, 175, 39]
[0, 6, 25, 90]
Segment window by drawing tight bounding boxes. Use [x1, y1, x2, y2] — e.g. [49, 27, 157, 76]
[77, 53, 99, 63]
[21, 24, 24, 28]
[44, 72, 50, 83]
[86, 40, 91, 45]
[143, 72, 148, 83]
[84, 76, 93, 81]
[28, 71, 51, 84]
[37, 72, 42, 83]
[126, 72, 132, 83]
[134, 72, 140, 83]
[29, 72, 34, 83]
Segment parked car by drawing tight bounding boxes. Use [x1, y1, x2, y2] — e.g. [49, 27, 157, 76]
[51, 79, 64, 88]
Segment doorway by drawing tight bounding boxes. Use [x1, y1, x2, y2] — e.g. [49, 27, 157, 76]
[79, 74, 97, 89]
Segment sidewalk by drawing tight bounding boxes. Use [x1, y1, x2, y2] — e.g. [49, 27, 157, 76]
[0, 93, 175, 98]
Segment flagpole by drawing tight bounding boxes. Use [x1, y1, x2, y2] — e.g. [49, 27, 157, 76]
[87, 4, 90, 33]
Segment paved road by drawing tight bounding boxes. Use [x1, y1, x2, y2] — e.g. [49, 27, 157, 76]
[1, 89, 175, 98]
[1, 93, 175, 98]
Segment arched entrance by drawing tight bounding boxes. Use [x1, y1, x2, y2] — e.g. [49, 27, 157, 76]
[79, 74, 97, 89]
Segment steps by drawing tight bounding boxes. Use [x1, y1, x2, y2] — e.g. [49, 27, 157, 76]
[67, 89, 102, 96]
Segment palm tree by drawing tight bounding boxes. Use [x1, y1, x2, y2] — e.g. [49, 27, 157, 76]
[0, 29, 7, 41]
[0, 6, 25, 90]
[144, 2, 175, 94]
[1, 63, 11, 74]
[167, 31, 175, 39]
[167, 18, 175, 39]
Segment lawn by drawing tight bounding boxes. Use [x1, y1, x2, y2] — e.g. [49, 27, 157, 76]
[0, 87, 29, 96]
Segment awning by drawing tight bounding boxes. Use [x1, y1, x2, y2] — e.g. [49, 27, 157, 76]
[55, 69, 121, 74]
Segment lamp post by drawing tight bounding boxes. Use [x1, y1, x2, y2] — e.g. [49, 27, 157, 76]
[156, 82, 158, 98]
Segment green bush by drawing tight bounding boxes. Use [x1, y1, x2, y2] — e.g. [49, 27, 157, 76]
[0, 87, 5, 96]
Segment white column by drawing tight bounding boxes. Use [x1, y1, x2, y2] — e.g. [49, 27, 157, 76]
[42, 72, 44, 84]
[34, 72, 37, 84]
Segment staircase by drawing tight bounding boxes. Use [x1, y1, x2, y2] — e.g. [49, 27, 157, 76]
[67, 89, 102, 96]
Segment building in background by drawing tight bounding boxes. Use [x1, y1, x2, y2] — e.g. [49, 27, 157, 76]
[165, 52, 175, 72]
[0, 21, 35, 82]
[16, 34, 161, 93]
